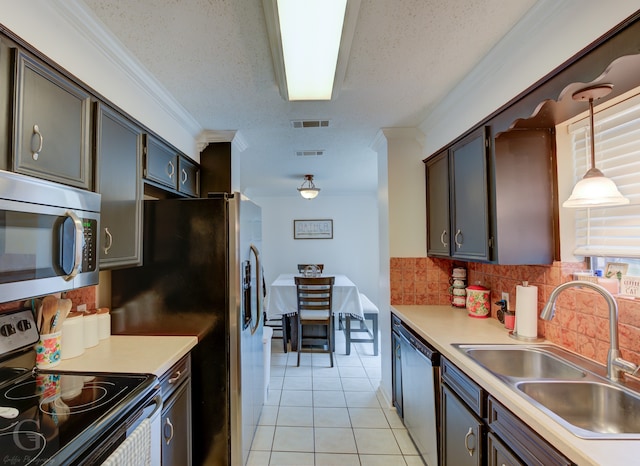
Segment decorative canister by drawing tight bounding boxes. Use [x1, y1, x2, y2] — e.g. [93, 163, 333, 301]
[83, 310, 99, 348]
[61, 311, 85, 360]
[449, 267, 467, 308]
[466, 284, 490, 318]
[96, 308, 111, 340]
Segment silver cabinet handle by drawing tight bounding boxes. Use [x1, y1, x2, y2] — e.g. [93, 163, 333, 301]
[454, 229, 463, 248]
[168, 370, 182, 384]
[166, 160, 175, 179]
[440, 230, 448, 247]
[164, 417, 174, 445]
[181, 168, 188, 185]
[32, 124, 44, 160]
[464, 426, 475, 457]
[103, 227, 113, 255]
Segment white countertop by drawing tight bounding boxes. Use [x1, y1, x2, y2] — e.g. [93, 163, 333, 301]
[392, 304, 640, 466]
[55, 335, 197, 377]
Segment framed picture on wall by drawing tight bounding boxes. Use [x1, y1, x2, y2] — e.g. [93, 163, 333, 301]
[294, 219, 333, 239]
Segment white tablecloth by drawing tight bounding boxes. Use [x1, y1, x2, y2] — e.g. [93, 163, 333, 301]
[266, 274, 364, 321]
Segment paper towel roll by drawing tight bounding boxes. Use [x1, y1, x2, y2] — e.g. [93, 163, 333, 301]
[515, 284, 538, 338]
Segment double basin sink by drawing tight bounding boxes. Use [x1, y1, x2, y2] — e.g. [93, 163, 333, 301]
[454, 344, 640, 439]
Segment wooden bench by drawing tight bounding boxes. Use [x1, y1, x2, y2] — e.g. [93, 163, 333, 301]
[343, 293, 379, 356]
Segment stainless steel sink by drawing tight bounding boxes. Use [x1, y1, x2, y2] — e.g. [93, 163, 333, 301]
[453, 343, 640, 439]
[463, 347, 586, 380]
[517, 381, 640, 439]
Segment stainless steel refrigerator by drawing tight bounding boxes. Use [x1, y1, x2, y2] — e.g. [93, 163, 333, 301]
[110, 193, 264, 466]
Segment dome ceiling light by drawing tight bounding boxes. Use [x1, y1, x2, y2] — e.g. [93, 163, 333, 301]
[297, 174, 320, 199]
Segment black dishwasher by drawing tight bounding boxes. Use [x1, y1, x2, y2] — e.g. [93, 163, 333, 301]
[392, 314, 441, 466]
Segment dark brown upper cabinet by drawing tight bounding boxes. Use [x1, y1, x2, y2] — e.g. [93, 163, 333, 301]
[12, 49, 92, 189]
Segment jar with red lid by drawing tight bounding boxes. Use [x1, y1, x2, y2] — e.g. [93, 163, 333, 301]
[466, 284, 490, 318]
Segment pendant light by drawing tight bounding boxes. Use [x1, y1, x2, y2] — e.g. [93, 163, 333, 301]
[297, 174, 320, 199]
[563, 84, 630, 208]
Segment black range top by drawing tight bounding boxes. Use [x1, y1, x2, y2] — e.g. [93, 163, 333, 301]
[0, 309, 158, 465]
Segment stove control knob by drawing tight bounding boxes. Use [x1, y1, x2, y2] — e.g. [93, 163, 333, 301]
[17, 319, 32, 332]
[0, 323, 16, 337]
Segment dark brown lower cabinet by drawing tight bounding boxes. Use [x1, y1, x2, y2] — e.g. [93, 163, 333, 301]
[441, 382, 484, 465]
[487, 396, 574, 466]
[440, 357, 575, 466]
[487, 432, 524, 466]
[161, 355, 192, 466]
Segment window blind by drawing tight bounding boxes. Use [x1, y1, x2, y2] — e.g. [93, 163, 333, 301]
[568, 94, 640, 258]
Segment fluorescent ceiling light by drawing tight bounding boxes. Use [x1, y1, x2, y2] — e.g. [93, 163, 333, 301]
[264, 0, 360, 101]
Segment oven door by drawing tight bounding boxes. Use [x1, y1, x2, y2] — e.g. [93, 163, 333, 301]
[71, 386, 162, 465]
[0, 199, 99, 302]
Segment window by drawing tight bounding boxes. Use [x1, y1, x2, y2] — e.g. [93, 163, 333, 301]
[568, 93, 640, 258]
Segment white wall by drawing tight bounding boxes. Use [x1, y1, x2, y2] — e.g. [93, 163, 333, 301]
[251, 195, 380, 305]
[383, 128, 426, 258]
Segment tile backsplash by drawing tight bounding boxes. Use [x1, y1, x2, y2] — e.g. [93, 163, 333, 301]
[390, 257, 640, 367]
[0, 286, 97, 314]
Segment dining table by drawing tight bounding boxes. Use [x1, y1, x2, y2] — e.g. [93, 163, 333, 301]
[266, 273, 365, 321]
[265, 273, 364, 352]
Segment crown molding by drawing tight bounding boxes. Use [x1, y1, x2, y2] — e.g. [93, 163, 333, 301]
[52, 0, 202, 136]
[196, 130, 248, 153]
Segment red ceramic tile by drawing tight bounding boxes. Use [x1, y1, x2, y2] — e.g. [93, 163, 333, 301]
[619, 298, 640, 328]
[576, 334, 597, 360]
[390, 257, 402, 270]
[402, 294, 416, 305]
[576, 314, 597, 339]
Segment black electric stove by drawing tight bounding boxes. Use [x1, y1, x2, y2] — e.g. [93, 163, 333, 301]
[0, 309, 158, 465]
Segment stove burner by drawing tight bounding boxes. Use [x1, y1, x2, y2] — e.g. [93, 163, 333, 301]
[0, 430, 46, 466]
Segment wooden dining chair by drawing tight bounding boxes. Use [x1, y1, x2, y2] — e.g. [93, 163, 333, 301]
[294, 276, 335, 367]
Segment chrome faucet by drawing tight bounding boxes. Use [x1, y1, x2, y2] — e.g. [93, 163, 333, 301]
[540, 280, 639, 383]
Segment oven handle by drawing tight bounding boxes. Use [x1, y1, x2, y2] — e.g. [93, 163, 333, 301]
[128, 393, 162, 436]
[145, 394, 163, 419]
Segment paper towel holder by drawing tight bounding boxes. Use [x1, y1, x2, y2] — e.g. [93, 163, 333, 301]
[508, 330, 544, 342]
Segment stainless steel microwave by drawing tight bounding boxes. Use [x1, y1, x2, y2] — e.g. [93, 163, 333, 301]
[0, 170, 100, 303]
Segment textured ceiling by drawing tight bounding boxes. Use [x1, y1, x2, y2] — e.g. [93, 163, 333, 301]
[81, 0, 538, 197]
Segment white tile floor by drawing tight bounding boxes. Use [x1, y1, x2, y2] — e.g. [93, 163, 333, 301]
[248, 328, 423, 466]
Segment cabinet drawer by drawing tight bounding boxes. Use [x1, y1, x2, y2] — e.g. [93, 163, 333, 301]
[161, 354, 191, 398]
[441, 357, 485, 418]
[488, 396, 574, 466]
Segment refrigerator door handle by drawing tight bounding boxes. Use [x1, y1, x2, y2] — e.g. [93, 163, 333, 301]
[249, 244, 262, 335]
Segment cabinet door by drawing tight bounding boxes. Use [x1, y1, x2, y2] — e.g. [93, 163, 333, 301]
[450, 127, 491, 261]
[145, 135, 179, 190]
[441, 383, 484, 466]
[426, 150, 450, 256]
[162, 379, 192, 466]
[13, 50, 91, 189]
[391, 331, 403, 418]
[488, 432, 525, 466]
[178, 156, 200, 197]
[95, 104, 143, 269]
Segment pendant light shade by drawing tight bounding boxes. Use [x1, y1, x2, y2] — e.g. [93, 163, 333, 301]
[563, 84, 630, 208]
[297, 174, 320, 199]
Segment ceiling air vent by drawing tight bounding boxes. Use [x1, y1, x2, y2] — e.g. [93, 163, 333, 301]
[290, 119, 330, 129]
[296, 150, 325, 157]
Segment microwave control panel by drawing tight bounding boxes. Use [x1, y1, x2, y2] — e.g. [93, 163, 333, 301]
[82, 218, 97, 272]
